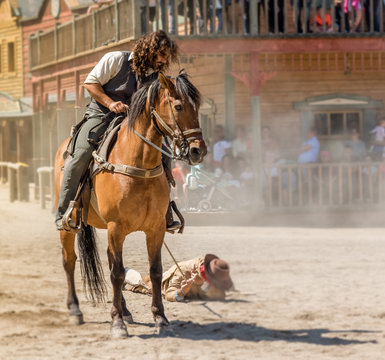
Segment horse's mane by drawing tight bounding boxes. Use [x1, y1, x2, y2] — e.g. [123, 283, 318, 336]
[128, 71, 201, 128]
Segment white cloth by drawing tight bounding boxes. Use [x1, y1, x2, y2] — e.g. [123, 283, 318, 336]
[213, 140, 232, 163]
[85, 51, 132, 85]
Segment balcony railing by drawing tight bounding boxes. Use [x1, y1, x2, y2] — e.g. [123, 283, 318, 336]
[263, 161, 385, 209]
[29, 0, 385, 70]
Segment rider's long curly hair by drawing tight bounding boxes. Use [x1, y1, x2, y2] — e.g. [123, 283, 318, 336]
[131, 30, 179, 76]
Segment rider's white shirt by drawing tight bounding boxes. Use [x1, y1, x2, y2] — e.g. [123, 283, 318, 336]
[84, 51, 155, 86]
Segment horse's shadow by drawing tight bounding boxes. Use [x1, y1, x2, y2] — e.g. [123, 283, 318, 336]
[140, 320, 379, 345]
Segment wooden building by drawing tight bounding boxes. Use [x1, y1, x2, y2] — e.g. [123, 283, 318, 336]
[27, 0, 385, 210]
[0, 0, 31, 174]
[19, 0, 93, 171]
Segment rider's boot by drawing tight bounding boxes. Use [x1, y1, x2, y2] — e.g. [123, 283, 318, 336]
[166, 201, 182, 233]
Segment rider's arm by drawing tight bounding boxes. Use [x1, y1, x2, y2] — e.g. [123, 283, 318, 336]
[84, 83, 127, 113]
[84, 51, 129, 113]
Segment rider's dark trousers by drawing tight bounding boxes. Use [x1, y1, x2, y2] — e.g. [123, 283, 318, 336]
[55, 111, 109, 222]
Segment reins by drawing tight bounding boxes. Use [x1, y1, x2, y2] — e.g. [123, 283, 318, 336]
[93, 79, 203, 178]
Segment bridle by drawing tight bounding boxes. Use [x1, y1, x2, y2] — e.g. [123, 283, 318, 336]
[132, 83, 203, 161]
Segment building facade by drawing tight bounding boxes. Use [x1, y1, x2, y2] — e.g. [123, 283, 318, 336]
[27, 0, 385, 209]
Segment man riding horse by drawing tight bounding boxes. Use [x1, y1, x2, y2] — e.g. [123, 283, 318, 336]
[55, 30, 181, 232]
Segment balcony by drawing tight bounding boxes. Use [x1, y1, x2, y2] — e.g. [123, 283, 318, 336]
[29, 0, 385, 70]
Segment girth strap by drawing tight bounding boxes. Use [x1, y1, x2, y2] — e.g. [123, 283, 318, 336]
[92, 151, 163, 179]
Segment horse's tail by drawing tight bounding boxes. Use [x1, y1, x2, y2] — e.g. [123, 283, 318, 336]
[77, 223, 107, 303]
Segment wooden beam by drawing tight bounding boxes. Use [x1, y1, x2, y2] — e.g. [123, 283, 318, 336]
[177, 37, 385, 55]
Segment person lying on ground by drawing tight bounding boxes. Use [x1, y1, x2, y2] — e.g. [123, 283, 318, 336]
[124, 254, 234, 302]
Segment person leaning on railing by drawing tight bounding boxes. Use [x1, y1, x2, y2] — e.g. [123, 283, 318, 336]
[86, 0, 114, 15]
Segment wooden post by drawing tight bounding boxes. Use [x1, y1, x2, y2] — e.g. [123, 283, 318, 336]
[37, 31, 41, 66]
[132, 0, 142, 39]
[225, 55, 235, 138]
[92, 11, 97, 48]
[8, 167, 15, 202]
[54, 23, 59, 61]
[28, 34, 34, 70]
[0, 132, 3, 182]
[114, 0, 120, 41]
[250, 95, 263, 210]
[72, 15, 77, 55]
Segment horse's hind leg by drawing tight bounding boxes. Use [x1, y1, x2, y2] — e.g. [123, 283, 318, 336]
[60, 231, 83, 325]
[107, 247, 133, 324]
[107, 223, 128, 338]
[145, 230, 169, 329]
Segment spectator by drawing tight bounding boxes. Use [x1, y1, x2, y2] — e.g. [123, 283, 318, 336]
[262, 0, 284, 33]
[341, 144, 361, 203]
[291, 0, 312, 33]
[298, 128, 320, 164]
[346, 128, 367, 161]
[362, 155, 378, 201]
[335, 0, 350, 32]
[369, 118, 385, 161]
[172, 160, 189, 207]
[236, 156, 254, 208]
[344, 0, 362, 32]
[226, 0, 243, 34]
[236, 156, 254, 187]
[313, 150, 338, 205]
[213, 124, 232, 168]
[232, 125, 251, 159]
[87, 0, 114, 15]
[207, 0, 224, 33]
[364, 0, 382, 32]
[261, 126, 279, 159]
[141, 0, 157, 34]
[168, 0, 203, 35]
[264, 151, 296, 206]
[217, 154, 240, 188]
[314, 0, 333, 32]
[298, 128, 319, 197]
[184, 153, 216, 209]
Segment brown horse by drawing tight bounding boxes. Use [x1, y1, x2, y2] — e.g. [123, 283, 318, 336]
[54, 72, 206, 338]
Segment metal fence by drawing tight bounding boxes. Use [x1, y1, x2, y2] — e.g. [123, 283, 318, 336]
[29, 0, 385, 69]
[263, 161, 385, 209]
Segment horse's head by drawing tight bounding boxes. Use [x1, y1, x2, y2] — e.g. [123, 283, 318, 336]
[151, 72, 207, 165]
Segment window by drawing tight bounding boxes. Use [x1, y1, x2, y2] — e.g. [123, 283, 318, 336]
[314, 111, 362, 138]
[8, 42, 15, 72]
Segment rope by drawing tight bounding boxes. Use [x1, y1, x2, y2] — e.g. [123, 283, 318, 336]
[163, 240, 187, 280]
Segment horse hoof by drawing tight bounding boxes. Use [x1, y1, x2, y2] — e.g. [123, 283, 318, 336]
[123, 314, 134, 324]
[69, 314, 84, 325]
[111, 320, 128, 339]
[155, 315, 169, 329]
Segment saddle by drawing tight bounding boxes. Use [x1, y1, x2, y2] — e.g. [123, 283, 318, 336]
[61, 115, 183, 233]
[62, 114, 124, 231]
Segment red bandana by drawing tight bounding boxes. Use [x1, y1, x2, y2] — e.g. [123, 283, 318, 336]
[200, 264, 212, 285]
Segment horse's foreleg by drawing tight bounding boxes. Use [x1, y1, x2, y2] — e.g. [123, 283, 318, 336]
[107, 224, 128, 338]
[107, 247, 133, 324]
[146, 230, 169, 329]
[60, 231, 83, 325]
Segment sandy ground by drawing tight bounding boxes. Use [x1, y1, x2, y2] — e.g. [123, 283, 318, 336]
[0, 183, 384, 359]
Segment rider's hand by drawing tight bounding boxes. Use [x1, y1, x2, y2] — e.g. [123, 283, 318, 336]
[108, 101, 129, 114]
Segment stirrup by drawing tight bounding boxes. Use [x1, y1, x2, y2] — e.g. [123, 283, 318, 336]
[62, 200, 82, 233]
[168, 200, 185, 234]
[166, 221, 182, 234]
